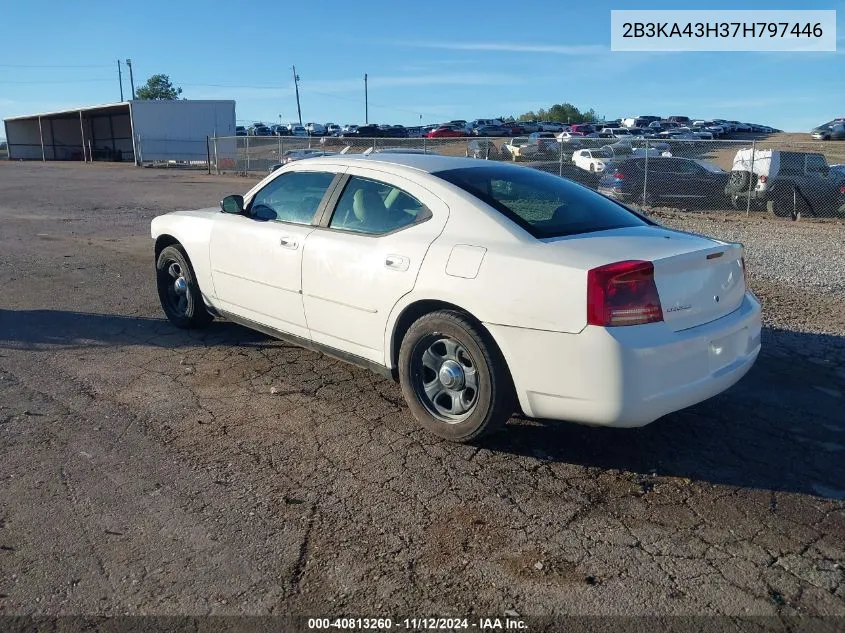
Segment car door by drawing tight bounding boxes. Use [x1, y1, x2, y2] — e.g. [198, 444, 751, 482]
[300, 169, 449, 364]
[209, 169, 342, 339]
[643, 158, 672, 200]
[678, 160, 720, 204]
[802, 154, 836, 213]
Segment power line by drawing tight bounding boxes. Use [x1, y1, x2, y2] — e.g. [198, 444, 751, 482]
[182, 82, 292, 90]
[0, 78, 114, 84]
[0, 63, 112, 68]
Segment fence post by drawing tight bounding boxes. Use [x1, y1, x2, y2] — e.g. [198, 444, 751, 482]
[278, 134, 282, 163]
[206, 136, 211, 175]
[558, 138, 564, 176]
[213, 136, 219, 175]
[745, 140, 756, 217]
[423, 136, 427, 153]
[245, 135, 250, 175]
[642, 138, 649, 207]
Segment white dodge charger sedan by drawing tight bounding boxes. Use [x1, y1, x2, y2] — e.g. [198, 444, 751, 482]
[151, 154, 761, 442]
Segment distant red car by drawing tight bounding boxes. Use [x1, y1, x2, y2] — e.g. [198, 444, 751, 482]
[501, 122, 525, 135]
[426, 126, 464, 138]
[569, 124, 595, 135]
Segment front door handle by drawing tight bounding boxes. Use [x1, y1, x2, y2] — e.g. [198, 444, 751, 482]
[385, 254, 410, 271]
[280, 236, 299, 250]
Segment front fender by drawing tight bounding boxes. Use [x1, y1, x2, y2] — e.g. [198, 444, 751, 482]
[151, 209, 217, 299]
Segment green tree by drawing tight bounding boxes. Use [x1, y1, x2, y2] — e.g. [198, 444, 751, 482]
[135, 74, 184, 100]
[515, 103, 597, 123]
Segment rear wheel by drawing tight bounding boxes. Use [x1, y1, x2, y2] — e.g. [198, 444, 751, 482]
[767, 193, 792, 218]
[398, 310, 514, 443]
[156, 245, 213, 329]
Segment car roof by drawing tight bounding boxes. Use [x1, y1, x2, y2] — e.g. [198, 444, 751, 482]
[296, 153, 520, 174]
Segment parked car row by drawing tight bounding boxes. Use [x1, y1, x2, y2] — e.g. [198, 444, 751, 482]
[584, 149, 845, 217]
[235, 115, 782, 141]
[459, 139, 844, 218]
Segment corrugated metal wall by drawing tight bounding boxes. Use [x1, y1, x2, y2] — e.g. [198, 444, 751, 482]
[130, 100, 236, 162]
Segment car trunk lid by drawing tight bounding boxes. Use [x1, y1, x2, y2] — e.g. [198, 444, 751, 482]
[543, 226, 746, 332]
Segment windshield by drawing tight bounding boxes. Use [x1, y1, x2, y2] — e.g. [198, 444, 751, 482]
[433, 165, 649, 239]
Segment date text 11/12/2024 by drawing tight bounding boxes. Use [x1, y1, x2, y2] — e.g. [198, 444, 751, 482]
[307, 617, 529, 630]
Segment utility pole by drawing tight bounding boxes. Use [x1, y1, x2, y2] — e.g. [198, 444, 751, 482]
[292, 66, 302, 125]
[125, 59, 136, 99]
[364, 73, 368, 125]
[117, 59, 124, 101]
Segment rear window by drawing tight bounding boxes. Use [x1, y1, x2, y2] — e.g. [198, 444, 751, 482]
[434, 165, 649, 239]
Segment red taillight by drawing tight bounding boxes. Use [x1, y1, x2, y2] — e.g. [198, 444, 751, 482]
[839, 185, 845, 194]
[758, 175, 768, 183]
[612, 172, 625, 180]
[587, 260, 663, 327]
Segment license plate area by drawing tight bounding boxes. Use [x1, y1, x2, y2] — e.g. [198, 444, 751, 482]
[709, 328, 746, 372]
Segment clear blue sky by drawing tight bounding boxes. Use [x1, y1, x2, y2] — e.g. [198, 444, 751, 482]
[1, 0, 842, 133]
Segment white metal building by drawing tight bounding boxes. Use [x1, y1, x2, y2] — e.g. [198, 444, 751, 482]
[3, 100, 236, 164]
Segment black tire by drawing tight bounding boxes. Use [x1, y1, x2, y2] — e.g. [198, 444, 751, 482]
[156, 244, 213, 329]
[727, 170, 750, 193]
[731, 195, 749, 210]
[767, 194, 792, 218]
[398, 310, 515, 443]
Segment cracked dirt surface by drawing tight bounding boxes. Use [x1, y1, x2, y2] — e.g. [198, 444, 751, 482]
[0, 162, 843, 617]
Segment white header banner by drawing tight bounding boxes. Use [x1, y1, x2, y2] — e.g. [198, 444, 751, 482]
[610, 10, 837, 52]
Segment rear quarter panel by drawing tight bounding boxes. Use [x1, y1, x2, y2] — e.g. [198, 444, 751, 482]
[384, 188, 590, 362]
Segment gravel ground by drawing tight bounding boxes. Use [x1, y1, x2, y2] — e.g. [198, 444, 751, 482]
[649, 210, 845, 336]
[652, 210, 845, 297]
[0, 162, 843, 624]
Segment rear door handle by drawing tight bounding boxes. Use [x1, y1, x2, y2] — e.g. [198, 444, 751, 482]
[280, 236, 299, 250]
[385, 254, 410, 271]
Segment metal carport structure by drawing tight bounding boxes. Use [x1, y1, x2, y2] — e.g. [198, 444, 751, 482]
[3, 102, 134, 163]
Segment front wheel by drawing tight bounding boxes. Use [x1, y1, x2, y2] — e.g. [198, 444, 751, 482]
[156, 245, 213, 329]
[398, 310, 515, 442]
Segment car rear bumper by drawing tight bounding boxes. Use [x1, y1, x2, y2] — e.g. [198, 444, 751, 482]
[486, 292, 761, 428]
[598, 186, 633, 200]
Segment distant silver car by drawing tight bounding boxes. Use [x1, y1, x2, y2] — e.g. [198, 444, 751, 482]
[811, 119, 845, 140]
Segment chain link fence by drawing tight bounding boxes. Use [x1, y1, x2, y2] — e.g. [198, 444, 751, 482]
[210, 135, 845, 219]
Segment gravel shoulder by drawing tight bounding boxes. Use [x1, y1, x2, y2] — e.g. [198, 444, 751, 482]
[0, 162, 843, 619]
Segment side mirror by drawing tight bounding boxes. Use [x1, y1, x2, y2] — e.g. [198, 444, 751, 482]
[220, 194, 244, 214]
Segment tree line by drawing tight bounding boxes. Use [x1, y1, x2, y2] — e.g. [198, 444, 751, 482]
[500, 102, 598, 124]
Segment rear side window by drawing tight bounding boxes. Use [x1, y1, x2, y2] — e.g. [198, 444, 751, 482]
[329, 176, 428, 235]
[434, 165, 649, 239]
[805, 154, 828, 175]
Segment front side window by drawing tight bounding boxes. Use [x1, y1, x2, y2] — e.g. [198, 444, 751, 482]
[329, 176, 428, 235]
[435, 165, 648, 239]
[249, 171, 336, 223]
